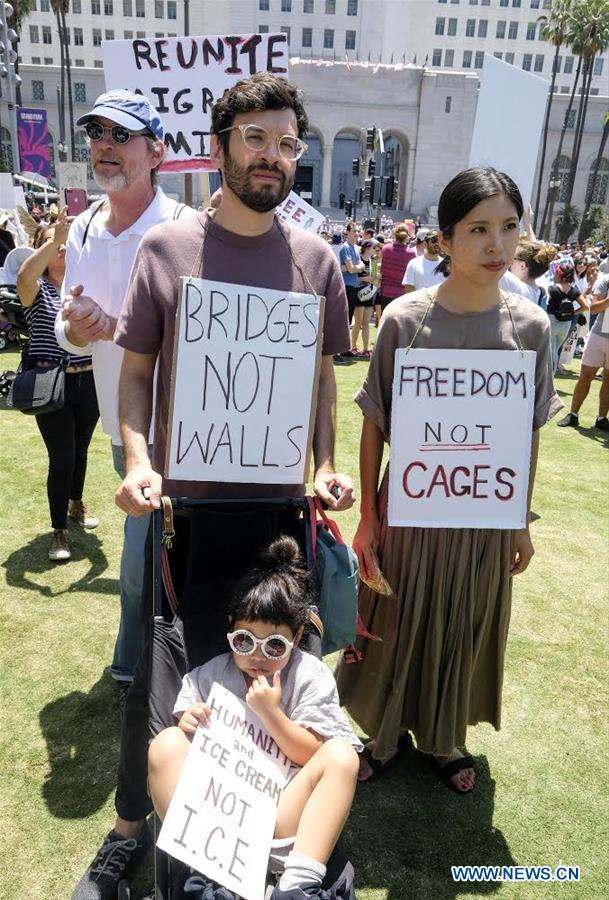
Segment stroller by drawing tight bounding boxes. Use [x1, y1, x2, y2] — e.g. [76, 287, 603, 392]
[122, 496, 356, 900]
[0, 249, 31, 395]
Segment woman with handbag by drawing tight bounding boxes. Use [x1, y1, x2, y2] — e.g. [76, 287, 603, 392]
[547, 261, 587, 374]
[16, 209, 100, 561]
[335, 168, 562, 792]
[350, 240, 379, 359]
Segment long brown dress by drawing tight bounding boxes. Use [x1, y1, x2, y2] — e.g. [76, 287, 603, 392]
[335, 290, 562, 759]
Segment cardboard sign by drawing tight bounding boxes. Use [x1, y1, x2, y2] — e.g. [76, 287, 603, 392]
[102, 34, 289, 172]
[165, 277, 324, 484]
[388, 349, 536, 529]
[0, 174, 16, 210]
[58, 161, 88, 196]
[276, 191, 325, 233]
[469, 55, 548, 207]
[157, 683, 290, 900]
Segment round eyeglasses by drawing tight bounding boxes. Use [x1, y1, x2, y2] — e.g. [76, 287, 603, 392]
[216, 124, 308, 162]
[227, 629, 294, 660]
[84, 121, 150, 146]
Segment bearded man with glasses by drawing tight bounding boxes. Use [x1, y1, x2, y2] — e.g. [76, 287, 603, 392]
[72, 74, 353, 900]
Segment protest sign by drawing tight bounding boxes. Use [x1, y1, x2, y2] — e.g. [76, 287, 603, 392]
[276, 191, 325, 234]
[469, 54, 548, 207]
[0, 174, 16, 210]
[388, 349, 536, 529]
[157, 682, 290, 900]
[102, 34, 289, 172]
[165, 278, 324, 484]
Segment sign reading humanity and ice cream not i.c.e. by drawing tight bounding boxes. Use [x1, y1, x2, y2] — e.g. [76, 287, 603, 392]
[389, 349, 536, 529]
[165, 278, 323, 484]
[157, 683, 290, 900]
[101, 34, 289, 172]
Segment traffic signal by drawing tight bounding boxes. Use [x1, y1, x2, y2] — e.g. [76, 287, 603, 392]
[338, 192, 345, 210]
[356, 187, 364, 204]
[364, 178, 372, 201]
[352, 158, 360, 176]
[383, 175, 396, 207]
[368, 158, 376, 177]
[366, 127, 376, 150]
[344, 200, 353, 218]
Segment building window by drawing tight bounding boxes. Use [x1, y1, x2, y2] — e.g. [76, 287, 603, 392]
[499, 0, 508, 5]
[74, 27, 83, 45]
[445, 96, 452, 112]
[447, 18, 457, 35]
[325, 0, 335, 13]
[564, 110, 576, 128]
[304, 0, 314, 11]
[44, 57, 53, 65]
[345, 29, 356, 50]
[522, 53, 532, 71]
[534, 54, 544, 72]
[259, 0, 269, 9]
[530, 0, 540, 8]
[462, 50, 472, 68]
[475, 50, 484, 67]
[465, 19, 475, 36]
[42, 26, 52, 44]
[587, 158, 609, 205]
[505, 52, 514, 64]
[94, 60, 104, 67]
[435, 18, 445, 35]
[496, 20, 506, 38]
[494, 51, 503, 59]
[74, 82, 86, 102]
[73, 0, 82, 11]
[553, 155, 571, 202]
[526, 22, 536, 40]
[168, 0, 176, 18]
[469, 0, 478, 4]
[347, 0, 358, 14]
[508, 21, 518, 39]
[512, 0, 521, 5]
[91, 0, 100, 13]
[323, 28, 334, 48]
[40, 0, 49, 8]
[136, 0, 145, 16]
[593, 57, 604, 76]
[564, 56, 574, 74]
[559, 85, 569, 93]
[432, 48, 442, 66]
[259, 24, 269, 32]
[281, 0, 292, 11]
[64, 28, 71, 44]
[123, 0, 132, 13]
[124, 30, 133, 38]
[155, 0, 164, 16]
[444, 48, 454, 66]
[478, 20, 487, 37]
[280, 26, 291, 45]
[32, 56, 41, 64]
[481, 0, 489, 4]
[552, 55, 562, 73]
[75, 58, 84, 66]
[32, 80, 44, 101]
[298, 26, 310, 47]
[104, 0, 114, 13]
[29, 25, 39, 43]
[93, 28, 102, 46]
[590, 87, 600, 95]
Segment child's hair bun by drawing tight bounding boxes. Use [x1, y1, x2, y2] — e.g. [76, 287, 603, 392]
[263, 535, 301, 572]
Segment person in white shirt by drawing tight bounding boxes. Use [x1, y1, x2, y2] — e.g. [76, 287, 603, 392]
[402, 231, 445, 291]
[55, 91, 192, 703]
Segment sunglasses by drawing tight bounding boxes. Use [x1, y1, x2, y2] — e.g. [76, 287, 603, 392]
[216, 123, 308, 161]
[227, 629, 294, 660]
[84, 121, 151, 145]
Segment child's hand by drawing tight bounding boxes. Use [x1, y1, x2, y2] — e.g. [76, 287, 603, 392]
[178, 703, 212, 735]
[245, 671, 282, 720]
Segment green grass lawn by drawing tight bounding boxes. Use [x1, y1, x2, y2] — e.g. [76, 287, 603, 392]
[0, 346, 607, 900]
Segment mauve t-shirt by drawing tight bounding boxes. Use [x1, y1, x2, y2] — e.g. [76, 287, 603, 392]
[114, 211, 350, 499]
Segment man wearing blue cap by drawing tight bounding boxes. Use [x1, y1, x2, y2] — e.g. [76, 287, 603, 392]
[54, 88, 190, 740]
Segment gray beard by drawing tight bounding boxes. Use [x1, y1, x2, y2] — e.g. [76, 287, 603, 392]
[93, 168, 128, 192]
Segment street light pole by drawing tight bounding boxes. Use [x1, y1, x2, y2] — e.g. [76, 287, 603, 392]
[545, 178, 560, 242]
[0, 1, 21, 173]
[56, 85, 67, 162]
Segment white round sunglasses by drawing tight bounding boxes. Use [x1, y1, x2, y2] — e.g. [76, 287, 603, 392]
[227, 629, 294, 660]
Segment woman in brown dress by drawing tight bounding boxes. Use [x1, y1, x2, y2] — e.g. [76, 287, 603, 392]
[335, 168, 562, 792]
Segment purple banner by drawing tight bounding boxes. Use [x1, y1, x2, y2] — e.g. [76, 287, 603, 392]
[17, 107, 51, 178]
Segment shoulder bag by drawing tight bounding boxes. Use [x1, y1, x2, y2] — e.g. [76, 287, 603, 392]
[6, 355, 68, 415]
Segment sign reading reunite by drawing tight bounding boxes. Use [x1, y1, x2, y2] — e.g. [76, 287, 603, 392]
[102, 34, 288, 171]
[166, 278, 323, 484]
[388, 349, 536, 529]
[157, 683, 290, 900]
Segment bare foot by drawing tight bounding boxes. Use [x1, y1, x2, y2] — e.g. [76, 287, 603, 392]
[433, 748, 476, 793]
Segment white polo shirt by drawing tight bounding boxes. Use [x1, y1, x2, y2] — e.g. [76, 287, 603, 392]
[56, 188, 185, 444]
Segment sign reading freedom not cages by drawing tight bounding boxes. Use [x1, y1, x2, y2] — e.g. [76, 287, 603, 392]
[102, 33, 289, 172]
[165, 277, 324, 485]
[388, 349, 536, 529]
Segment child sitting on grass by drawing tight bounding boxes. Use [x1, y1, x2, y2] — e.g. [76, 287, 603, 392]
[148, 536, 362, 900]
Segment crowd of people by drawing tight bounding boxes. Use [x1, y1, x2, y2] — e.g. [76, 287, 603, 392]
[0, 71, 607, 900]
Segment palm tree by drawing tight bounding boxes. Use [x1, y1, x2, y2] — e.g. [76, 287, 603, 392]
[578, 109, 609, 241]
[562, 0, 609, 208]
[51, 1, 75, 162]
[533, 0, 573, 233]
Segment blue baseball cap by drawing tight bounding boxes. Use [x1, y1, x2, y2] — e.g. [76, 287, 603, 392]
[76, 89, 164, 140]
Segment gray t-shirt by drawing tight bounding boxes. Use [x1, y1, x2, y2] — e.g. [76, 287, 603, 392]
[591, 274, 609, 337]
[174, 648, 363, 756]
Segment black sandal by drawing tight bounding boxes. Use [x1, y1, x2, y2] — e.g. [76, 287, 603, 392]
[358, 733, 413, 783]
[434, 753, 476, 794]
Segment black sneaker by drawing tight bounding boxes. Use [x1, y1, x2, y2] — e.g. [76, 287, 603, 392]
[184, 872, 237, 898]
[557, 412, 579, 428]
[71, 825, 151, 899]
[595, 416, 609, 432]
